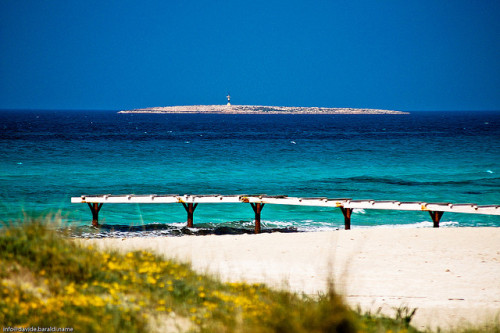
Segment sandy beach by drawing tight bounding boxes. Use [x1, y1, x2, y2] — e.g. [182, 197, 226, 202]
[85, 227, 500, 330]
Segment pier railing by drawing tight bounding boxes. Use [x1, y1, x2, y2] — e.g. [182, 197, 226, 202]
[71, 194, 500, 233]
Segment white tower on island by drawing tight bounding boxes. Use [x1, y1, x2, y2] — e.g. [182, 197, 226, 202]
[226, 93, 231, 106]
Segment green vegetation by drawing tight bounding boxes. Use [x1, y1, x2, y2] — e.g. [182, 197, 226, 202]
[0, 217, 496, 332]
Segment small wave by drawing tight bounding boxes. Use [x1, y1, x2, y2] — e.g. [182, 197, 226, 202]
[341, 148, 376, 153]
[352, 220, 460, 229]
[66, 221, 299, 238]
[320, 175, 500, 187]
[352, 209, 366, 214]
[296, 226, 339, 232]
[65, 216, 467, 238]
[406, 220, 459, 228]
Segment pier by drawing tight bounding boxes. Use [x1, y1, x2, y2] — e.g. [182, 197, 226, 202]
[71, 194, 500, 233]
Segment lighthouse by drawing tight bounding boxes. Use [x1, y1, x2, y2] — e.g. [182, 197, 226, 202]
[226, 93, 231, 106]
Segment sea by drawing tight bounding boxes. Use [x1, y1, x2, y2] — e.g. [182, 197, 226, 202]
[0, 110, 499, 237]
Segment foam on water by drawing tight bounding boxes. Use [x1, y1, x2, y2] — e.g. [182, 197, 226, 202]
[353, 220, 460, 229]
[64, 218, 462, 238]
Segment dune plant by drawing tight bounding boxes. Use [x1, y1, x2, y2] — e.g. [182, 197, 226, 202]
[0, 216, 445, 332]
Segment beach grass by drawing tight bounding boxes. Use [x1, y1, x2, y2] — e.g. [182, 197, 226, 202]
[0, 216, 495, 332]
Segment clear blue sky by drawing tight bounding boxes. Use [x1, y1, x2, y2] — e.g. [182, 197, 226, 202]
[1, 0, 499, 111]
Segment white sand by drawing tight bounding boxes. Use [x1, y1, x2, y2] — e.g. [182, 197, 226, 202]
[85, 227, 500, 330]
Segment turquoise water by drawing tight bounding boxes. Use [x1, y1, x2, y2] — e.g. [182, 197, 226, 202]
[1, 110, 499, 234]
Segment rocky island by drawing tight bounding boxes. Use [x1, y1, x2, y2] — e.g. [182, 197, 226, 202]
[118, 104, 408, 114]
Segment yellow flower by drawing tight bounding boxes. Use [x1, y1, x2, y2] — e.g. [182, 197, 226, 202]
[107, 261, 120, 270]
[93, 296, 105, 307]
[64, 283, 76, 295]
[71, 295, 89, 307]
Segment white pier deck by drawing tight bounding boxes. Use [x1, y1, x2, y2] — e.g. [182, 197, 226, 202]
[71, 194, 500, 233]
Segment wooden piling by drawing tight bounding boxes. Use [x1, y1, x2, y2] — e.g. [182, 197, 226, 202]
[73, 194, 500, 230]
[182, 203, 198, 228]
[87, 203, 103, 227]
[340, 207, 352, 230]
[250, 203, 265, 234]
[429, 211, 444, 228]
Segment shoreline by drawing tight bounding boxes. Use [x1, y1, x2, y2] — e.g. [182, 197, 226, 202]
[118, 104, 408, 114]
[83, 227, 500, 330]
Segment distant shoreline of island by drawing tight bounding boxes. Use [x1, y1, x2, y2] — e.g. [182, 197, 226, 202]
[118, 105, 409, 115]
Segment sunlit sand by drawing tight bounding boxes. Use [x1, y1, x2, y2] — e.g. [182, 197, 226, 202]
[86, 227, 500, 330]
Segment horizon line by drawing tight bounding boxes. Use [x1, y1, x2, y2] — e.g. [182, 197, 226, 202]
[1, 107, 499, 113]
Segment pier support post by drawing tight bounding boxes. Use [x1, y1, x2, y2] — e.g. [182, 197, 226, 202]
[340, 207, 352, 230]
[182, 203, 198, 228]
[429, 211, 444, 228]
[87, 203, 103, 227]
[250, 203, 265, 234]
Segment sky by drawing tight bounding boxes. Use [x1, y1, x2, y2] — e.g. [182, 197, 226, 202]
[0, 0, 499, 111]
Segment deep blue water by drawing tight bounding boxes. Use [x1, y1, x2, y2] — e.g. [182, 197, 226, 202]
[0, 110, 499, 235]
